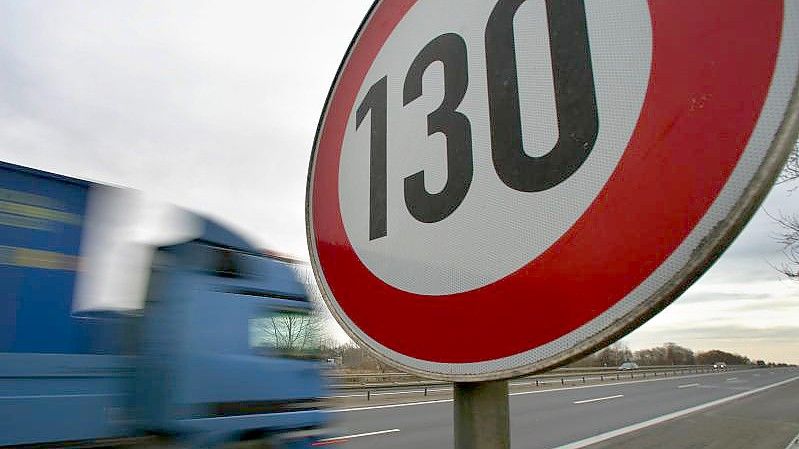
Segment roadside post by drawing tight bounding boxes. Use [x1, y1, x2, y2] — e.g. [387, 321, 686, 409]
[307, 1, 799, 448]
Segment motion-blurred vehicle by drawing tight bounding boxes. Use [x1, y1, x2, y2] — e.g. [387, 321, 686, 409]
[617, 361, 639, 370]
[713, 361, 727, 370]
[0, 162, 332, 448]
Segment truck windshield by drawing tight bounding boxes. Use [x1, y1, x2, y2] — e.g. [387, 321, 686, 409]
[250, 309, 322, 360]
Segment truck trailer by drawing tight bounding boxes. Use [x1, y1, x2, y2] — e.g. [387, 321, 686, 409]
[0, 161, 333, 448]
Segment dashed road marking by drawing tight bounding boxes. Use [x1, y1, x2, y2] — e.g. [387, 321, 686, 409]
[328, 370, 769, 410]
[573, 394, 624, 405]
[314, 428, 400, 445]
[552, 376, 799, 449]
[330, 399, 452, 413]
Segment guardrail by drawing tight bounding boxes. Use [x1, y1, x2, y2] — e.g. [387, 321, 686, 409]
[326, 365, 749, 400]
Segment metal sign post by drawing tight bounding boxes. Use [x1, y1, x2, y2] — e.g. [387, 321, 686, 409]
[307, 0, 799, 447]
[454, 381, 510, 449]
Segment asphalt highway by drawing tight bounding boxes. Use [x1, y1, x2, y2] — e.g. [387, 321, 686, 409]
[324, 368, 799, 449]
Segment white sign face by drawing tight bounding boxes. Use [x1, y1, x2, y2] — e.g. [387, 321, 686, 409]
[308, 0, 799, 381]
[339, 0, 652, 295]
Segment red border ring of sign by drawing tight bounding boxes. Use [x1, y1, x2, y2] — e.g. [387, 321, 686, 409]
[307, 0, 799, 381]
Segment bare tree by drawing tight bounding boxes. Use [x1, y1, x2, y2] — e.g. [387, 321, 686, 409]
[771, 212, 799, 278]
[777, 142, 799, 185]
[292, 263, 345, 349]
[695, 349, 750, 366]
[258, 310, 324, 355]
[575, 341, 633, 367]
[773, 143, 799, 279]
[250, 261, 328, 357]
[663, 342, 695, 365]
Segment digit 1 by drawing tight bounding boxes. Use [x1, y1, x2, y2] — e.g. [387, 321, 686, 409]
[403, 33, 473, 223]
[485, 0, 599, 192]
[356, 76, 388, 240]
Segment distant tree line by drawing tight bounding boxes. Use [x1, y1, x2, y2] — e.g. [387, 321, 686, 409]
[317, 340, 793, 372]
[567, 341, 792, 368]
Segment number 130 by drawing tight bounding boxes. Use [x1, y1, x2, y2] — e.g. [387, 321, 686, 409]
[356, 0, 598, 240]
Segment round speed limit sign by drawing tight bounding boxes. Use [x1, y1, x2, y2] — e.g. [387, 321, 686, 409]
[307, 0, 799, 380]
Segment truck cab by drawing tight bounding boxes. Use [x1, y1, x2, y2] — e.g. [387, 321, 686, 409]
[137, 220, 330, 447]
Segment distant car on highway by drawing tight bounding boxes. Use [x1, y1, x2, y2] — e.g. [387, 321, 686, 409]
[617, 362, 639, 370]
[713, 362, 727, 370]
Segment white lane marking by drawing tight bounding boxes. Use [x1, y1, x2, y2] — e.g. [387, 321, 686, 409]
[329, 370, 758, 411]
[784, 430, 799, 449]
[510, 370, 728, 397]
[551, 376, 799, 449]
[316, 428, 400, 443]
[677, 383, 700, 389]
[726, 377, 738, 381]
[573, 394, 623, 404]
[330, 399, 452, 413]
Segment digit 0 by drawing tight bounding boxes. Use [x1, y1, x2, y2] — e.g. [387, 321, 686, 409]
[486, 0, 598, 192]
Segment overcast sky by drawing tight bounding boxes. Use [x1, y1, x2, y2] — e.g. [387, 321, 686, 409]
[0, 1, 796, 364]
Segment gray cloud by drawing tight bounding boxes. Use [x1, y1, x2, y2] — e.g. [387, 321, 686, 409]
[625, 323, 799, 364]
[632, 324, 799, 343]
[0, 1, 797, 361]
[0, 0, 373, 257]
[730, 299, 799, 314]
[678, 291, 772, 304]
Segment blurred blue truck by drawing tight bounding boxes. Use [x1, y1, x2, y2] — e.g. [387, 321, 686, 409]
[0, 161, 332, 448]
